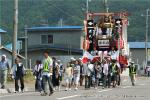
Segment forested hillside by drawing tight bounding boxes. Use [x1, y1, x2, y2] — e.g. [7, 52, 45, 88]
[0, 0, 150, 44]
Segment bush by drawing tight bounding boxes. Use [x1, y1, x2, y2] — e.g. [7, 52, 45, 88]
[7, 69, 35, 83]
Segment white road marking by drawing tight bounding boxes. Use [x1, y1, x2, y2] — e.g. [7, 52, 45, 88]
[122, 86, 132, 89]
[122, 79, 128, 82]
[139, 84, 145, 86]
[57, 95, 80, 100]
[98, 89, 112, 93]
[0, 92, 37, 98]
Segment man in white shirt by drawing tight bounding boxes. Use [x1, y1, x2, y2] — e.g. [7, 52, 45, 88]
[12, 58, 25, 93]
[33, 60, 43, 92]
[147, 67, 150, 77]
[102, 60, 109, 89]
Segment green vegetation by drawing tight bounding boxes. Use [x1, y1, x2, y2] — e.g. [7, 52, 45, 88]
[0, 0, 150, 44]
[7, 69, 34, 83]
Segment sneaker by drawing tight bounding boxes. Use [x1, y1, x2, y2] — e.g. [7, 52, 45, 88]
[40, 92, 47, 96]
[69, 88, 71, 91]
[14, 91, 19, 93]
[132, 83, 135, 86]
[65, 88, 68, 91]
[49, 91, 54, 96]
[75, 88, 78, 91]
[1, 85, 5, 89]
[53, 88, 56, 91]
[95, 87, 98, 90]
[21, 90, 24, 93]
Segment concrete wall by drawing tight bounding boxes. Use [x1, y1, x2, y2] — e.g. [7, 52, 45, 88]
[27, 30, 83, 49]
[130, 48, 145, 67]
[25, 50, 82, 68]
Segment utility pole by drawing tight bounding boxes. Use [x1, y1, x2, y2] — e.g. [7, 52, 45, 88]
[104, 0, 109, 13]
[12, 0, 18, 66]
[25, 25, 28, 69]
[86, 0, 89, 14]
[141, 8, 150, 68]
[145, 9, 150, 68]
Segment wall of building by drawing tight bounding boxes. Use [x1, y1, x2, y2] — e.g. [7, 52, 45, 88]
[130, 48, 145, 67]
[27, 30, 83, 49]
[24, 49, 82, 68]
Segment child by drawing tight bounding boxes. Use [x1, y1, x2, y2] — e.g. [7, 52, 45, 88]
[64, 62, 73, 91]
[33, 60, 43, 92]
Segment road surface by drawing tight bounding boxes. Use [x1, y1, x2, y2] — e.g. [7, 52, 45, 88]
[0, 76, 150, 100]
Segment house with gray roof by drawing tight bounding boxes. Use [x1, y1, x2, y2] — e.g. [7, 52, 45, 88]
[0, 28, 25, 67]
[19, 26, 84, 67]
[0, 28, 6, 46]
[129, 42, 150, 68]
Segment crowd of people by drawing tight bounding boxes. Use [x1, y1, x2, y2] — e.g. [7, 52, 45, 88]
[0, 51, 138, 96]
[31, 51, 137, 96]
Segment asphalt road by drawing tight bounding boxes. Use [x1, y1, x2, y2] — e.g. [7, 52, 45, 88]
[0, 76, 150, 100]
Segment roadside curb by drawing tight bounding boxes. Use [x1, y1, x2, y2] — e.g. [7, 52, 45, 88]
[0, 89, 8, 94]
[0, 87, 34, 94]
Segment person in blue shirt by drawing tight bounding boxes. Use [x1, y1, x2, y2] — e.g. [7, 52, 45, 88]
[0, 54, 10, 89]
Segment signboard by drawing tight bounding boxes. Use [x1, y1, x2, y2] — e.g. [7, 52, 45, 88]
[87, 20, 94, 51]
[98, 39, 109, 47]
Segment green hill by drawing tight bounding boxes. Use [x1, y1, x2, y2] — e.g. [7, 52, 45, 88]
[0, 0, 150, 44]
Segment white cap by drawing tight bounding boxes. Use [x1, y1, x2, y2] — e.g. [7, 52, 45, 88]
[130, 61, 134, 64]
[79, 58, 82, 60]
[2, 54, 6, 58]
[57, 60, 61, 62]
[70, 57, 76, 61]
[55, 63, 58, 66]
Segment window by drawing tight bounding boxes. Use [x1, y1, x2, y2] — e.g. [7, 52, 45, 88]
[48, 35, 53, 43]
[41, 35, 53, 44]
[18, 41, 22, 50]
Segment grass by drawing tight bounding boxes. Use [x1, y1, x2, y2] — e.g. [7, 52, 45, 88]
[7, 69, 35, 84]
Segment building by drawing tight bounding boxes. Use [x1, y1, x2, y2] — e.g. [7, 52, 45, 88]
[18, 25, 149, 69]
[129, 42, 150, 68]
[19, 26, 84, 67]
[0, 28, 6, 46]
[0, 28, 25, 67]
[0, 46, 25, 67]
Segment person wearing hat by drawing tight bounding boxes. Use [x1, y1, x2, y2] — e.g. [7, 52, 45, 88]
[128, 61, 137, 86]
[0, 54, 10, 89]
[78, 58, 84, 86]
[109, 59, 120, 88]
